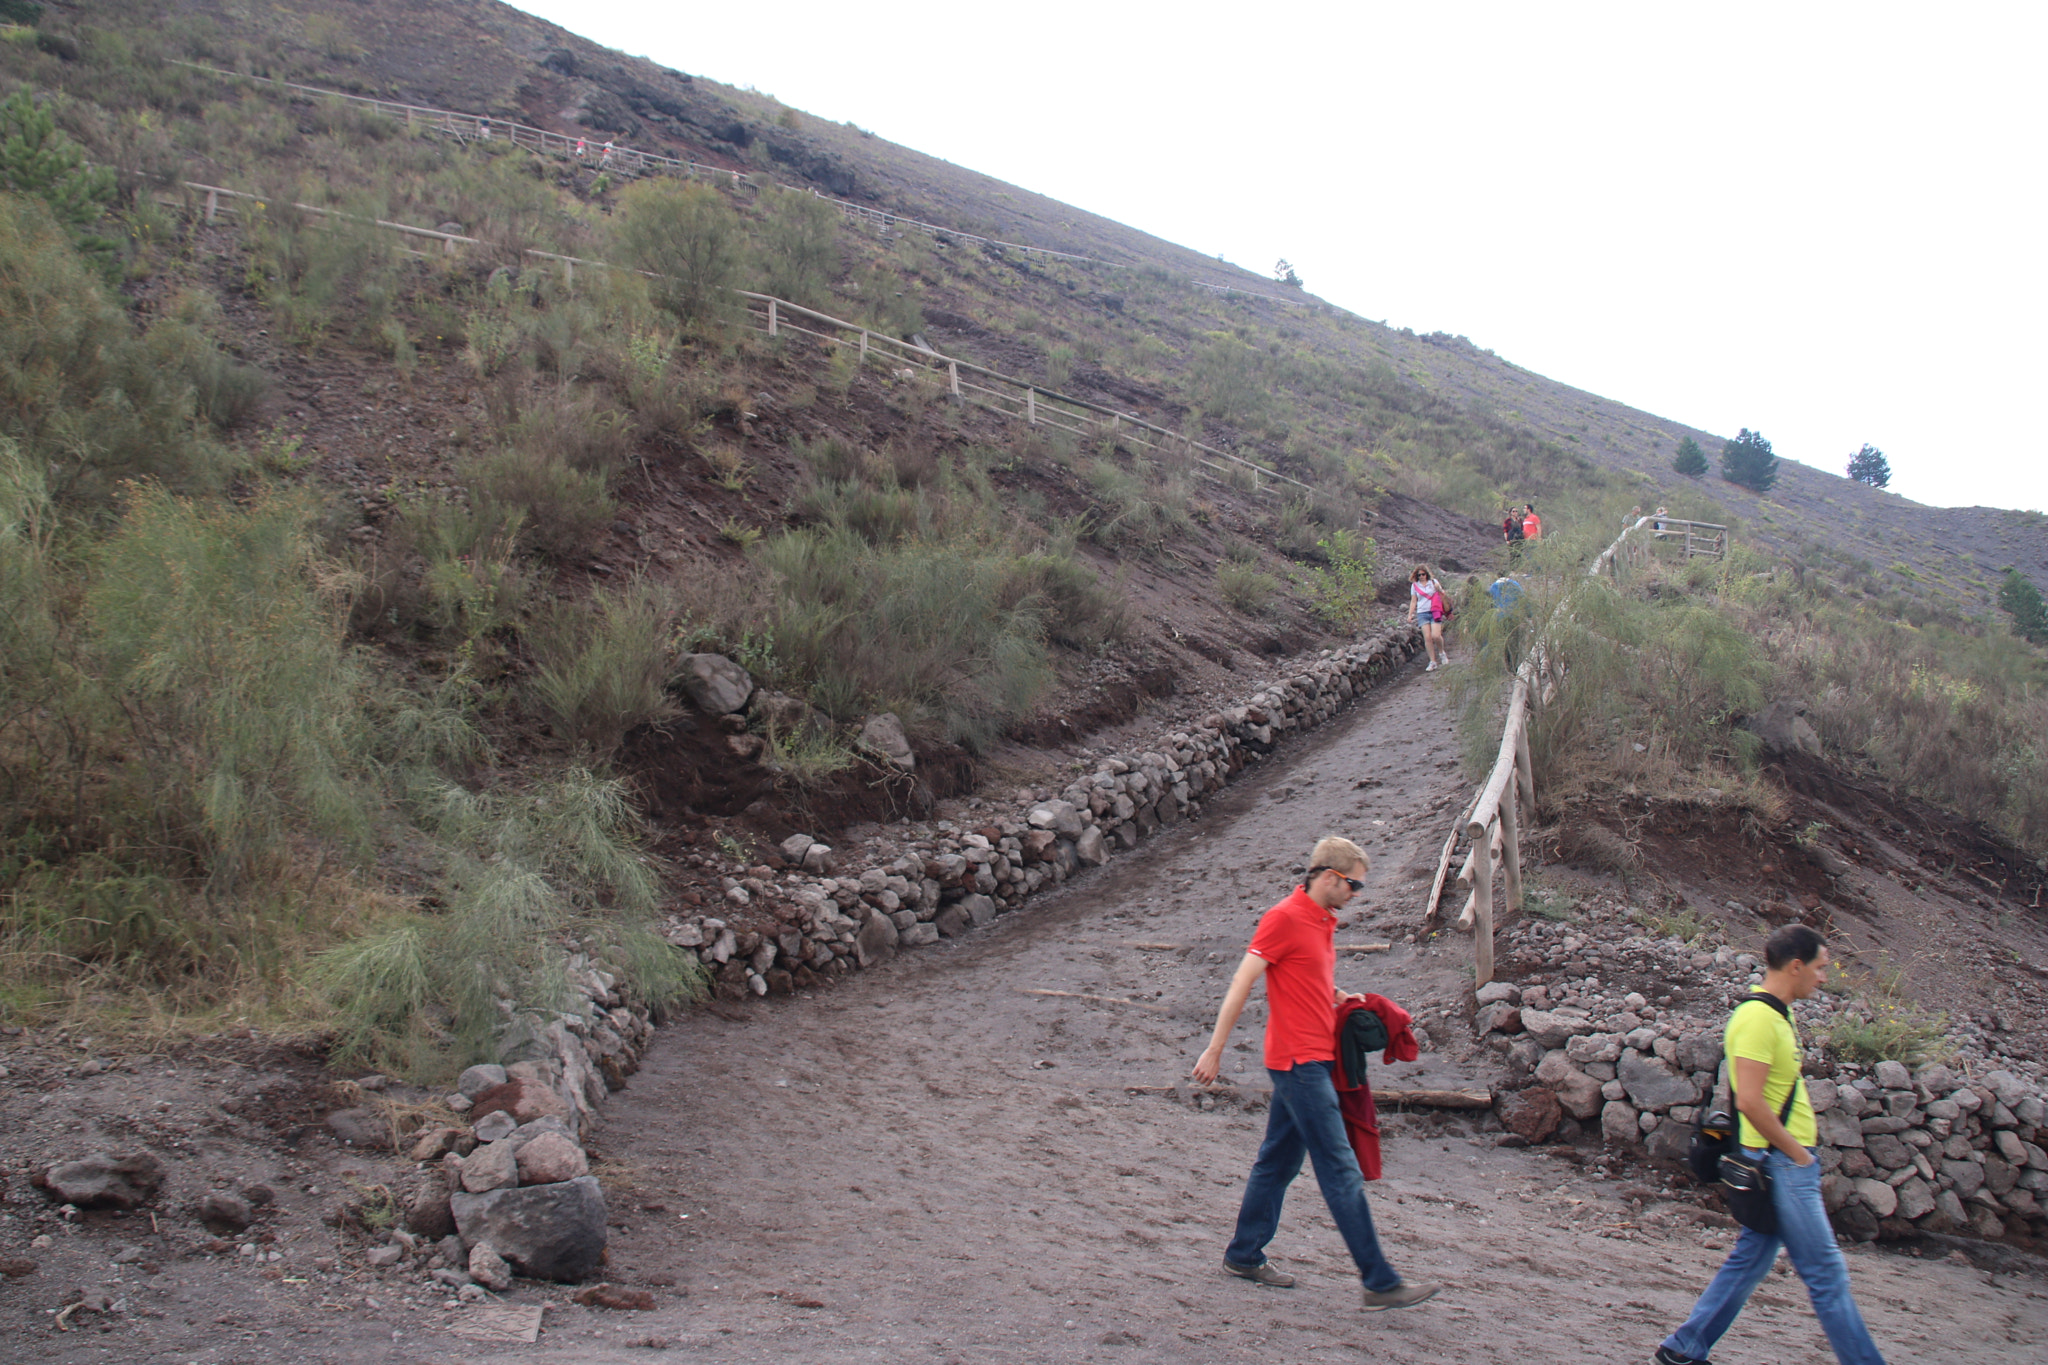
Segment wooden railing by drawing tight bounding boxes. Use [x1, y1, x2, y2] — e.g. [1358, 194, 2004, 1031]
[738, 294, 1312, 495]
[163, 178, 1316, 499]
[1424, 511, 1732, 983]
[171, 61, 1321, 301]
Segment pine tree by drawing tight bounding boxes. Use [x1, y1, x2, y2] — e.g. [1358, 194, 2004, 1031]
[0, 89, 117, 276]
[1998, 569, 2048, 645]
[1720, 428, 1779, 493]
[1846, 443, 1891, 488]
[1672, 437, 1708, 478]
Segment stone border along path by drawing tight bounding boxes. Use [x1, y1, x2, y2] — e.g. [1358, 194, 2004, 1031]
[372, 625, 1423, 1280]
[666, 621, 1424, 997]
[1476, 912, 2048, 1247]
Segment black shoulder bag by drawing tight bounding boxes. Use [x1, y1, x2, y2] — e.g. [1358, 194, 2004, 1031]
[1686, 993, 1802, 1237]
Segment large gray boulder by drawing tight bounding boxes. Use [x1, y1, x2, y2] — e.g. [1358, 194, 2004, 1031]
[674, 654, 755, 715]
[854, 908, 899, 966]
[1617, 1050, 1702, 1112]
[1743, 698, 1821, 758]
[1520, 1009, 1589, 1050]
[858, 713, 914, 770]
[451, 1176, 607, 1283]
[36, 1153, 165, 1209]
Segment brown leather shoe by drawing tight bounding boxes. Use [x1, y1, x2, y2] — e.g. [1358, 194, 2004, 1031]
[1222, 1258, 1295, 1287]
[1361, 1282, 1440, 1311]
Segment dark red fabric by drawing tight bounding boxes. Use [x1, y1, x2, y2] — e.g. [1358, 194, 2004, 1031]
[1245, 887, 1339, 1070]
[1331, 997, 1419, 1183]
[1359, 993, 1419, 1062]
[1337, 1080, 1382, 1181]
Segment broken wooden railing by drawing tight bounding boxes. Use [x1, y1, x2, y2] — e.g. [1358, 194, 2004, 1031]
[1426, 512, 1727, 983]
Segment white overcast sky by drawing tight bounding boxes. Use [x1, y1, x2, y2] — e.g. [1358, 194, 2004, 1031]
[508, 1, 2045, 512]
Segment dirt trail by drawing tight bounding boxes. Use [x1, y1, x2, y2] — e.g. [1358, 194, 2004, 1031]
[9, 663, 2043, 1363]
[569, 664, 2045, 1364]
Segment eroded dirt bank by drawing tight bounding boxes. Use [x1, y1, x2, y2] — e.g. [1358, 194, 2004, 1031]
[5, 663, 2044, 1363]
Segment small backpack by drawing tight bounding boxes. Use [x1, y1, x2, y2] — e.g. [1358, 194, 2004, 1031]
[1684, 995, 1799, 1186]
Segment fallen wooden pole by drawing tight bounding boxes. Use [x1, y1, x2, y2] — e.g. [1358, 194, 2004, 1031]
[1019, 989, 1170, 1012]
[1335, 942, 1392, 953]
[1374, 1087, 1494, 1109]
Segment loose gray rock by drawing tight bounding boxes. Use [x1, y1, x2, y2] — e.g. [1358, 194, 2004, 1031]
[1520, 1009, 1588, 1050]
[460, 1139, 519, 1194]
[1074, 827, 1109, 867]
[1817, 1108, 1865, 1149]
[1743, 698, 1821, 757]
[468, 1242, 513, 1291]
[1864, 1134, 1912, 1171]
[960, 893, 998, 926]
[404, 1173, 457, 1240]
[854, 909, 899, 966]
[1873, 1060, 1912, 1090]
[1499, 1087, 1561, 1143]
[1474, 982, 1519, 1007]
[857, 712, 914, 770]
[450, 1176, 607, 1283]
[673, 653, 754, 714]
[36, 1153, 165, 1209]
[1601, 1099, 1640, 1147]
[1895, 1176, 1936, 1221]
[458, 1065, 508, 1099]
[324, 1107, 388, 1148]
[934, 904, 971, 938]
[1617, 1049, 1702, 1112]
[516, 1133, 589, 1186]
[778, 833, 815, 866]
[196, 1191, 254, 1232]
[1853, 1178, 1898, 1218]
[473, 1111, 517, 1143]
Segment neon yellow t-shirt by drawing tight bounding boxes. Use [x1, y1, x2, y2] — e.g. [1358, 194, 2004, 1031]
[1724, 993, 1816, 1149]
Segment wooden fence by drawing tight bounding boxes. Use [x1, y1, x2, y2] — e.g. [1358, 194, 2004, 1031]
[164, 178, 1316, 500]
[1422, 512, 1731, 984]
[737, 294, 1312, 496]
[171, 61, 1324, 301]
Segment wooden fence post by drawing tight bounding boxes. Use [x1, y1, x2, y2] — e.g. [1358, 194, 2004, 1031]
[1515, 725, 1535, 810]
[562, 258, 574, 287]
[1499, 785, 1523, 915]
[859, 330, 869, 360]
[1471, 820, 1496, 986]
[948, 360, 960, 398]
[767, 299, 778, 337]
[1027, 387, 1037, 425]
[205, 187, 219, 223]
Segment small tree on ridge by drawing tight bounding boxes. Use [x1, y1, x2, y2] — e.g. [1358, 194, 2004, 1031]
[1672, 436, 1708, 478]
[1721, 428, 1779, 493]
[1998, 568, 2048, 646]
[1847, 443, 1891, 488]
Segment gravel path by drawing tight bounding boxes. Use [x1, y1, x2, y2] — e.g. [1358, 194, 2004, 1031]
[9, 660, 2043, 1363]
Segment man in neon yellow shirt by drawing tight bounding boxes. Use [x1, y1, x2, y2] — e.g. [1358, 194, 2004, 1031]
[1654, 925, 1887, 1365]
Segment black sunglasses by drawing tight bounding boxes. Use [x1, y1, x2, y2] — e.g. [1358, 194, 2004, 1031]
[1307, 865, 1364, 892]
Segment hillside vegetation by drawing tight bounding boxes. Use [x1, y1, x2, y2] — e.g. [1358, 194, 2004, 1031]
[2, 0, 2045, 1075]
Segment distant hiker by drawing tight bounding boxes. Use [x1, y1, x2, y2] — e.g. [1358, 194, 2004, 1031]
[1489, 572, 1528, 669]
[1406, 565, 1450, 671]
[1193, 838, 1440, 1314]
[574, 137, 587, 158]
[1501, 509, 1521, 544]
[600, 139, 616, 168]
[1521, 502, 1542, 541]
[477, 117, 492, 141]
[1653, 925, 1888, 1365]
[1653, 505, 1671, 536]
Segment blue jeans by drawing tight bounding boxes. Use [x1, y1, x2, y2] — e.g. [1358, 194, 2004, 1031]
[1223, 1061, 1402, 1292]
[1663, 1148, 1886, 1364]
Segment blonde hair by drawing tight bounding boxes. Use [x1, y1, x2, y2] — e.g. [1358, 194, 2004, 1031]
[1309, 836, 1369, 875]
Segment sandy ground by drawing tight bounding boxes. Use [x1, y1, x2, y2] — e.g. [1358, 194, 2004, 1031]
[6, 659, 2044, 1363]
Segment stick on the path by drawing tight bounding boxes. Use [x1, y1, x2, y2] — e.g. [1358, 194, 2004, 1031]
[1373, 1087, 1494, 1109]
[1019, 989, 1170, 1012]
[1335, 942, 1392, 952]
[1123, 941, 1185, 950]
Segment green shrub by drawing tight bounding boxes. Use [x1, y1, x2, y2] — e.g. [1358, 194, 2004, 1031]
[612, 178, 743, 334]
[1298, 533, 1379, 631]
[1219, 562, 1279, 614]
[525, 579, 679, 756]
[464, 443, 614, 562]
[756, 184, 840, 308]
[0, 193, 234, 501]
[1824, 1006, 1948, 1067]
[312, 768, 703, 1077]
[0, 89, 117, 271]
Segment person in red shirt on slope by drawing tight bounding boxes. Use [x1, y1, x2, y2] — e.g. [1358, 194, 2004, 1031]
[1193, 837, 1441, 1313]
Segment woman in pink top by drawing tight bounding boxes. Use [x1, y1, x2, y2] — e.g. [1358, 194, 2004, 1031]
[1406, 565, 1450, 671]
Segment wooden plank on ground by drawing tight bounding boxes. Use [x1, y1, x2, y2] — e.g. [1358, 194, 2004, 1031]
[1019, 989, 1170, 1012]
[1373, 1087, 1494, 1109]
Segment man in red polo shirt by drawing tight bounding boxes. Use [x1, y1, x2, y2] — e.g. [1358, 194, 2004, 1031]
[1193, 836, 1440, 1312]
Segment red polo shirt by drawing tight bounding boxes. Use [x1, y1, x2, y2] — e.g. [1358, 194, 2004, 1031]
[1246, 887, 1338, 1070]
